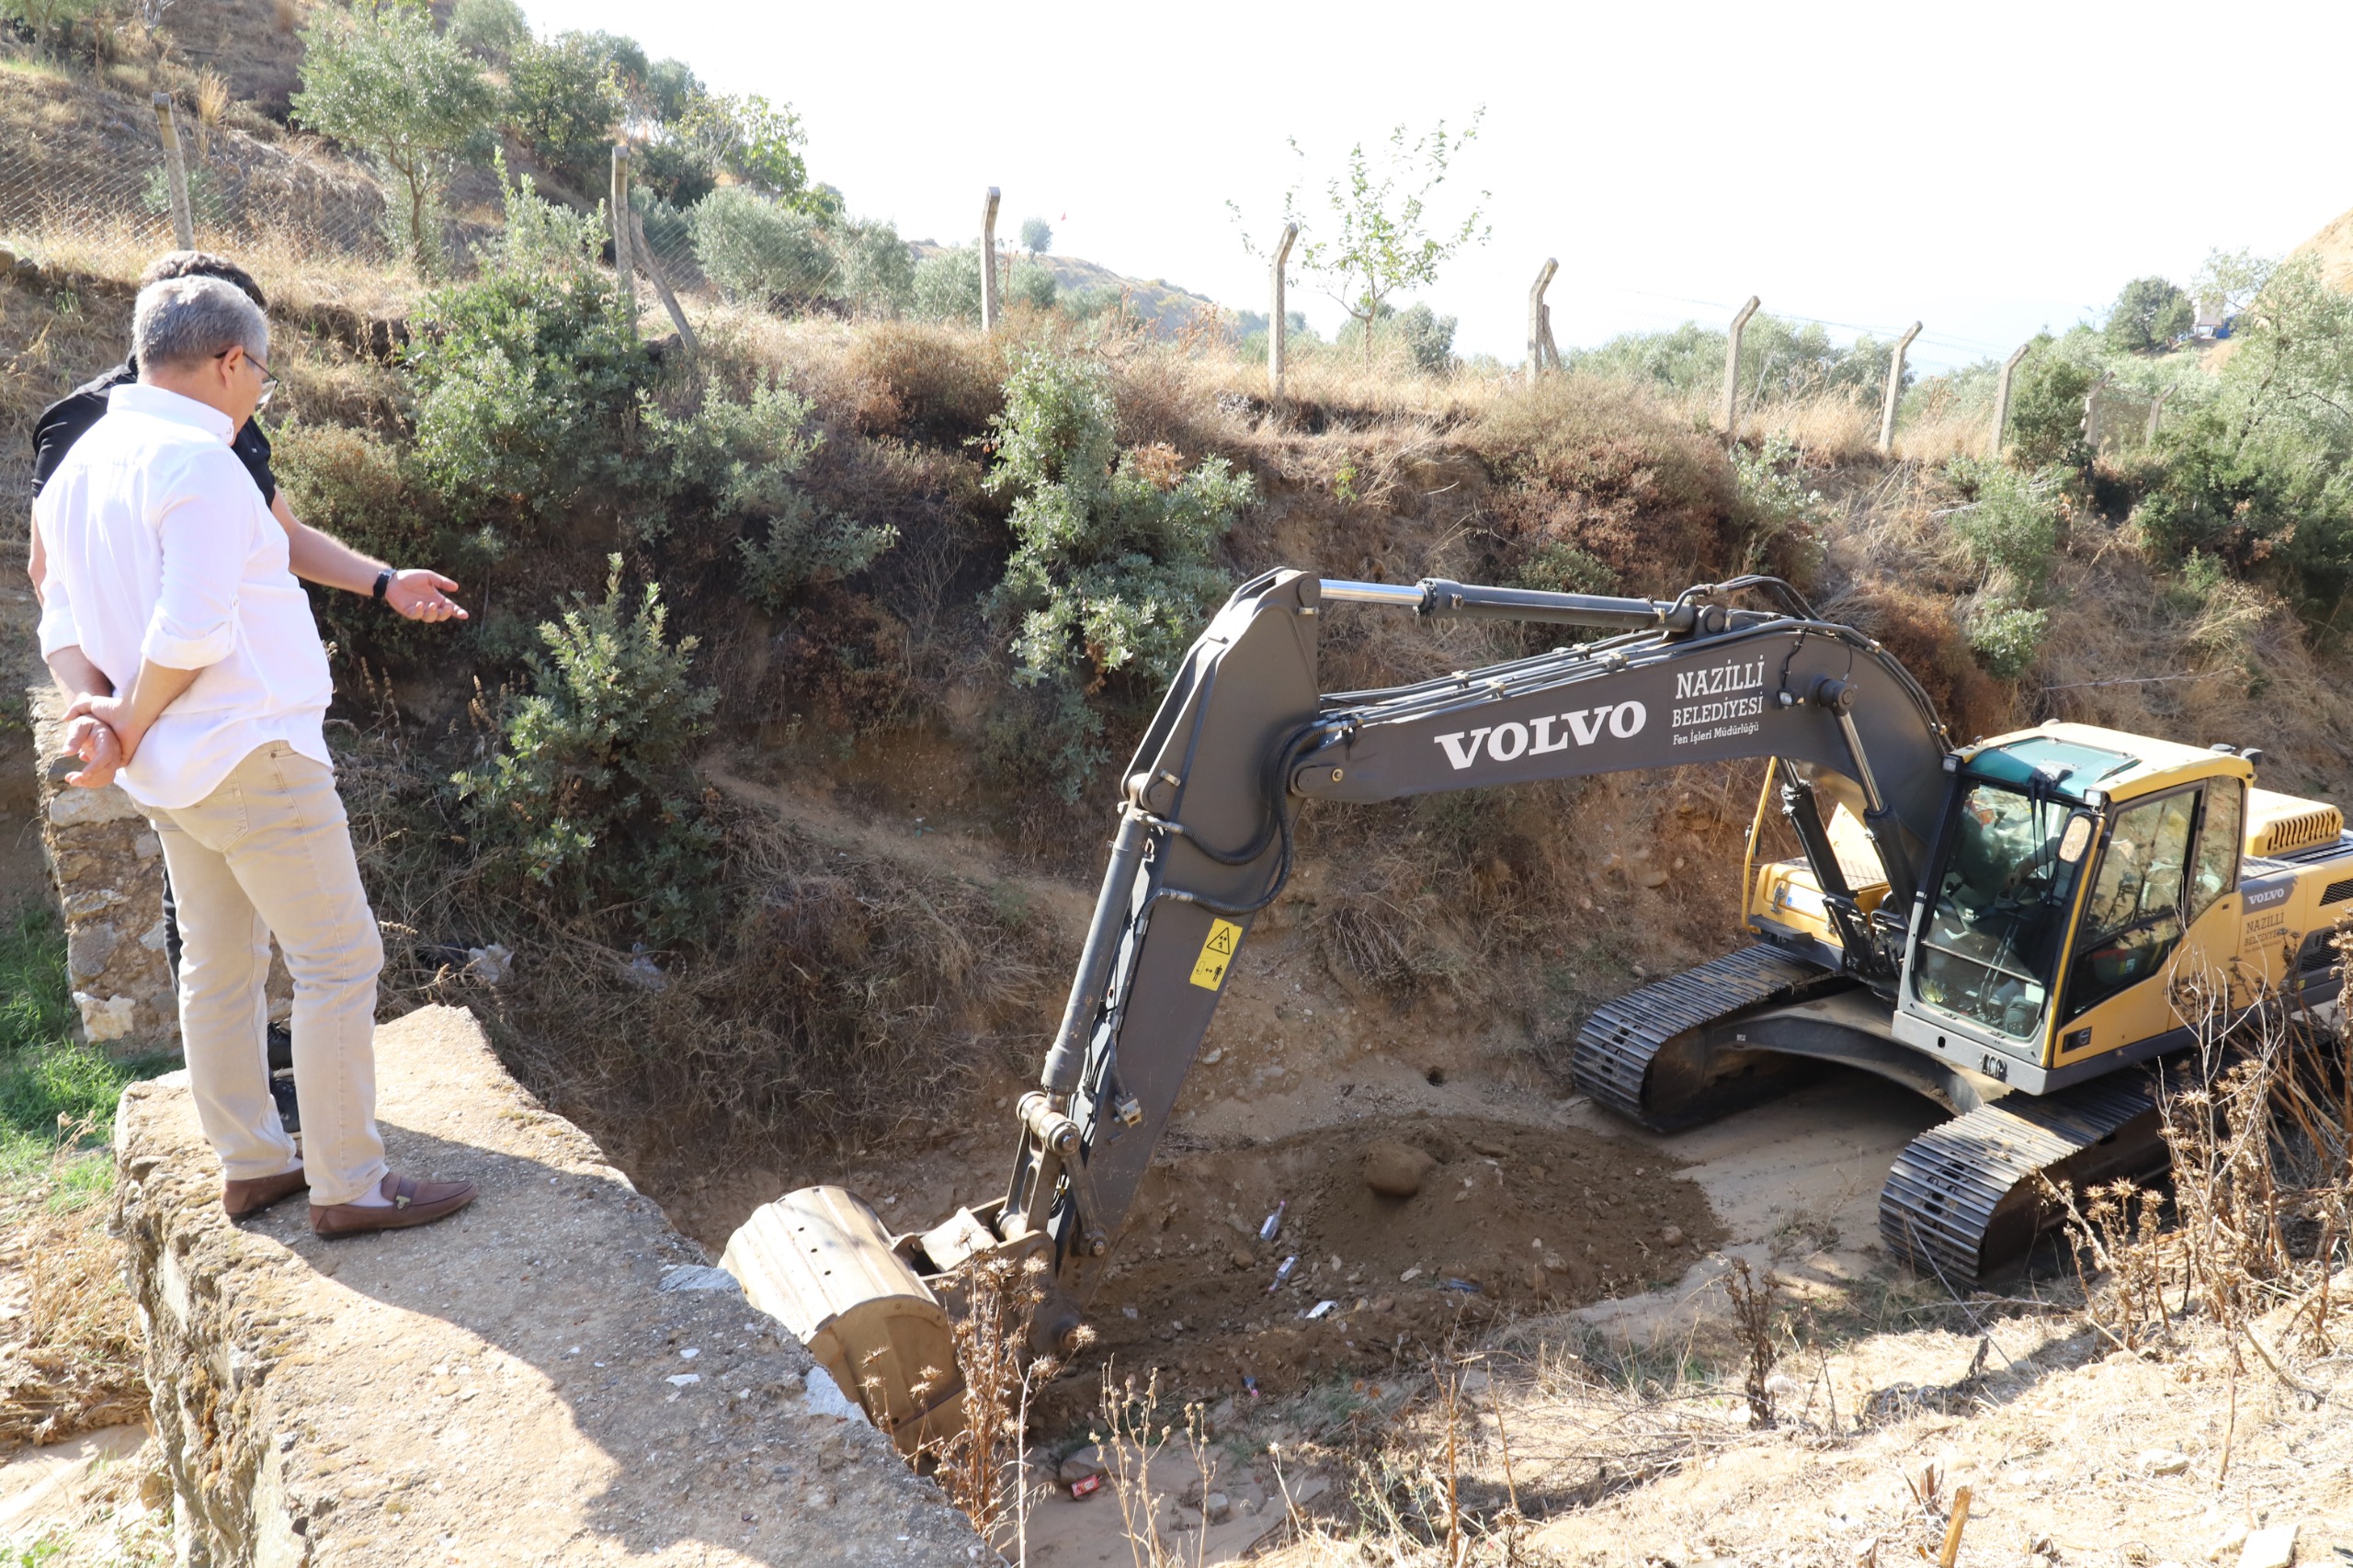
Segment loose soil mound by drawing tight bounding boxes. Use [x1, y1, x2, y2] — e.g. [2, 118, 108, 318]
[1040, 1113, 1718, 1422]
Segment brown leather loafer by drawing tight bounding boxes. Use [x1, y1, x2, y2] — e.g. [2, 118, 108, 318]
[223, 1165, 309, 1218]
[310, 1172, 478, 1237]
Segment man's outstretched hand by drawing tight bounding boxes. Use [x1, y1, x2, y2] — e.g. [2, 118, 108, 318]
[387, 569, 468, 623]
[62, 712, 124, 790]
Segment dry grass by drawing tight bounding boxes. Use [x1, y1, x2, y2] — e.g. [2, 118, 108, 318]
[0, 1142, 147, 1449]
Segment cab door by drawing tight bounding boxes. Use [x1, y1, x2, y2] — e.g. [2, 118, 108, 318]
[2051, 779, 2242, 1071]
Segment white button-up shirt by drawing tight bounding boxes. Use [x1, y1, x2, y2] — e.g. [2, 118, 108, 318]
[34, 383, 331, 811]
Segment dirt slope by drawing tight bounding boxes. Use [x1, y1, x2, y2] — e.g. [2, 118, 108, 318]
[2290, 202, 2353, 293]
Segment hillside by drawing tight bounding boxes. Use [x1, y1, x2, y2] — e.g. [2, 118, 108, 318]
[2290, 203, 2353, 293]
[910, 237, 1232, 333]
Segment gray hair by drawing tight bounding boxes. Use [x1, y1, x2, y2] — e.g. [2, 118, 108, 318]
[132, 275, 269, 371]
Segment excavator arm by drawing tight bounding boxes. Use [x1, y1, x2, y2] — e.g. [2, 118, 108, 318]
[722, 566, 1952, 1441]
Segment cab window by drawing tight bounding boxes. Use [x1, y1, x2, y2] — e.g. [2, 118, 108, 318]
[2188, 778, 2243, 924]
[2064, 790, 2198, 1020]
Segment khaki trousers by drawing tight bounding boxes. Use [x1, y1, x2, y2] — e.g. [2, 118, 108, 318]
[148, 742, 388, 1207]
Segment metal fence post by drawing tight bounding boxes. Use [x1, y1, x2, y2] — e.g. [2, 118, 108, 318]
[1878, 321, 1922, 457]
[980, 187, 1001, 333]
[1268, 222, 1298, 405]
[151, 93, 193, 250]
[1722, 296, 1760, 445]
[1991, 340, 2032, 456]
[610, 144, 636, 332]
[1527, 258, 1558, 384]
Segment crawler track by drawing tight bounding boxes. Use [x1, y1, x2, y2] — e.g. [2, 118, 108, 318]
[1880, 1072, 2165, 1284]
[1571, 946, 1839, 1130]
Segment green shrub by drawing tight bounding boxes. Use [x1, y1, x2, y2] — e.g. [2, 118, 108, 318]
[1515, 540, 1618, 595]
[2131, 258, 2353, 623]
[1732, 432, 1825, 570]
[403, 164, 650, 535]
[503, 31, 627, 193]
[637, 378, 896, 603]
[911, 246, 982, 324]
[1564, 312, 1898, 405]
[1397, 302, 1457, 375]
[689, 187, 836, 305]
[445, 0, 527, 60]
[2003, 343, 2095, 471]
[1967, 603, 2047, 680]
[635, 138, 715, 209]
[1008, 259, 1056, 312]
[983, 349, 1255, 795]
[405, 263, 650, 535]
[1947, 458, 2065, 593]
[2103, 277, 2194, 357]
[831, 218, 915, 314]
[453, 557, 718, 941]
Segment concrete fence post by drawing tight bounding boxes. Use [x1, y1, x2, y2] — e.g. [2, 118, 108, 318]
[980, 187, 1001, 333]
[1991, 340, 2033, 456]
[151, 93, 193, 250]
[1527, 257, 1558, 384]
[1722, 295, 1760, 445]
[1878, 320, 1922, 457]
[1268, 222, 1298, 405]
[610, 144, 636, 333]
[2145, 383, 2173, 445]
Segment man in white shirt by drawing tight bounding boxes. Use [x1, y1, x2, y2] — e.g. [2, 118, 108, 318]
[37, 275, 475, 1237]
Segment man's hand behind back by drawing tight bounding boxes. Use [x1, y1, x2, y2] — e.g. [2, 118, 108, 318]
[62, 712, 124, 790]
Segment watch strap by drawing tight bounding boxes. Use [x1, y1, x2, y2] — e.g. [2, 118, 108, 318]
[372, 568, 393, 602]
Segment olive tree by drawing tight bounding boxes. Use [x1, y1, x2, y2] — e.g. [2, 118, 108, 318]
[293, 0, 494, 271]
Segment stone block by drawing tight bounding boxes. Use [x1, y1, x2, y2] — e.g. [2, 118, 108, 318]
[29, 683, 176, 1057]
[114, 1004, 979, 1566]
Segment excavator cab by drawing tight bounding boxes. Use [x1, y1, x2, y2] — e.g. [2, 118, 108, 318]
[1887, 723, 2259, 1094]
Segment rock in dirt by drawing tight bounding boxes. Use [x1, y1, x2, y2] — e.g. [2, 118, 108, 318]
[1059, 1445, 1106, 1488]
[1363, 1142, 1436, 1198]
[2239, 1524, 2298, 1568]
[1660, 1223, 1685, 1245]
[2137, 1448, 2191, 1476]
[1200, 1491, 1232, 1524]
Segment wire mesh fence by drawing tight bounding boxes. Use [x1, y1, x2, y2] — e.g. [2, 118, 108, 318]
[1, 96, 393, 280]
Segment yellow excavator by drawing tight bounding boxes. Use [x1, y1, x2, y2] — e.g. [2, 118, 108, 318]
[719, 569, 2352, 1446]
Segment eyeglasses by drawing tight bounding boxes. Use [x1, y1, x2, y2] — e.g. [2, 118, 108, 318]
[215, 347, 279, 411]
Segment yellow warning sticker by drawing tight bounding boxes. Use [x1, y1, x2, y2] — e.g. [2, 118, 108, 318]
[1188, 918, 1243, 991]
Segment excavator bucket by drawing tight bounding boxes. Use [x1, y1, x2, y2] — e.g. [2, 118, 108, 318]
[722, 1186, 964, 1455]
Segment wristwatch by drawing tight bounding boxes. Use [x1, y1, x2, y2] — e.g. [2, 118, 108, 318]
[372, 568, 393, 603]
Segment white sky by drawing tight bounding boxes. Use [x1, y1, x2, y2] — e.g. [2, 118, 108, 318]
[525, 0, 2352, 373]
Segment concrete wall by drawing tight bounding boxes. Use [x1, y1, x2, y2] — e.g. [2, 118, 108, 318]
[115, 1003, 984, 1567]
